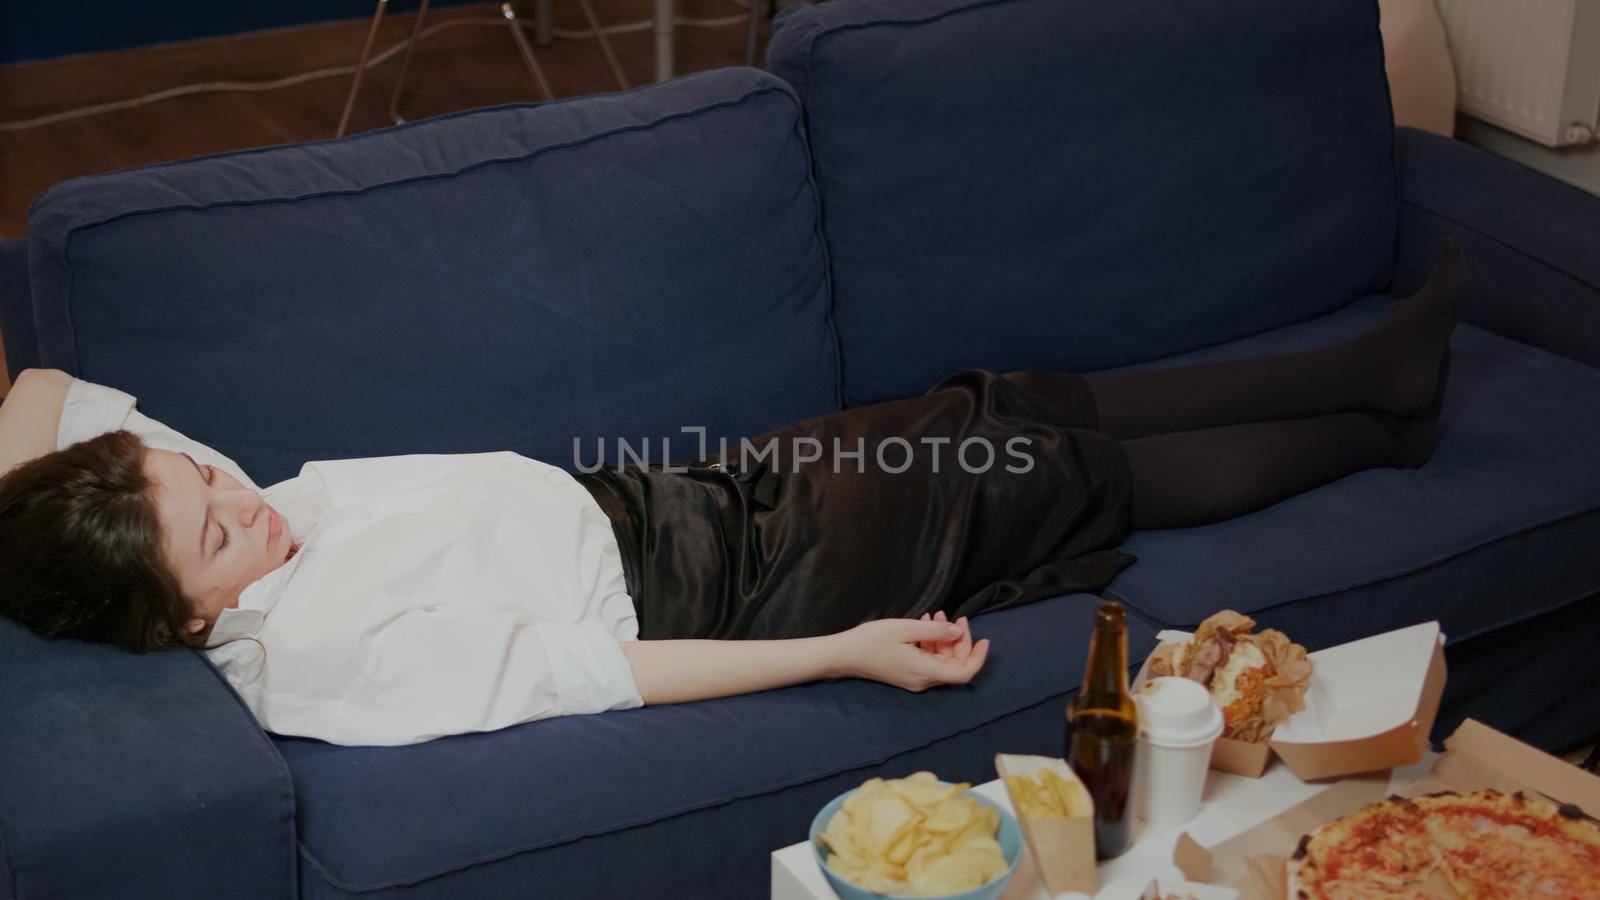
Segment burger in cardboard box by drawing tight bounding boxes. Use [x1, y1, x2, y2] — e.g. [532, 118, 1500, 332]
[1144, 611, 1312, 777]
[1140, 616, 1449, 780]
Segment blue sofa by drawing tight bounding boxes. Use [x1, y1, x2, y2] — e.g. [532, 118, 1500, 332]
[3, 0, 1598, 896]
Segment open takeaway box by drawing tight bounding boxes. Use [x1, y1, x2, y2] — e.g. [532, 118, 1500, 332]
[1207, 718, 1600, 898]
[1134, 620, 1447, 779]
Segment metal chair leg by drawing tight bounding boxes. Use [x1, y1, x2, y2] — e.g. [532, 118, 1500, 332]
[342, 0, 561, 132]
[337, 0, 390, 138]
[654, 0, 675, 83]
[575, 0, 630, 90]
[745, 0, 779, 69]
[503, 2, 555, 101]
[536, 0, 554, 46]
[744, 0, 761, 67]
[386, 0, 432, 125]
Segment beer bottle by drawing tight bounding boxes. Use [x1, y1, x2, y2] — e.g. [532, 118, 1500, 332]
[1066, 599, 1139, 859]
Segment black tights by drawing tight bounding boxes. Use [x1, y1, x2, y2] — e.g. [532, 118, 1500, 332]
[1068, 239, 1464, 530]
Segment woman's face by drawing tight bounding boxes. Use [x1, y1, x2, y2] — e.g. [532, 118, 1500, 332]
[143, 449, 295, 637]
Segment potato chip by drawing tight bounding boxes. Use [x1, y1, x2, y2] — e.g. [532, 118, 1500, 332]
[819, 771, 1009, 896]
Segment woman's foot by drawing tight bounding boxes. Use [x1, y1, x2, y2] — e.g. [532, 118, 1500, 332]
[1391, 347, 1451, 469]
[1357, 238, 1465, 417]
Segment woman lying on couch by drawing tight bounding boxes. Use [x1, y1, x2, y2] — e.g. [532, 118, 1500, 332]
[0, 242, 1464, 746]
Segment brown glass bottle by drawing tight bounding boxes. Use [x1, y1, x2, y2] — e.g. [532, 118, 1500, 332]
[1065, 599, 1139, 860]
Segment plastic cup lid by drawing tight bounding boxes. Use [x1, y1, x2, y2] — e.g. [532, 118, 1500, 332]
[1136, 677, 1225, 747]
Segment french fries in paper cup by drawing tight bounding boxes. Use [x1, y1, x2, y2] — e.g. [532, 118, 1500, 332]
[994, 754, 1098, 896]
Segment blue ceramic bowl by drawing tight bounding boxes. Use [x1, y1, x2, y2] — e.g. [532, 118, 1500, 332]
[809, 781, 1023, 900]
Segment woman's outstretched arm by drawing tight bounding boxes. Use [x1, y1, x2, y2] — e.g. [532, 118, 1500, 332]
[618, 614, 990, 705]
[0, 368, 72, 475]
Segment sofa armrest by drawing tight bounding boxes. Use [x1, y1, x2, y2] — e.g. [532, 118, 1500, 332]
[0, 621, 297, 899]
[1394, 126, 1600, 368]
[1, 238, 39, 383]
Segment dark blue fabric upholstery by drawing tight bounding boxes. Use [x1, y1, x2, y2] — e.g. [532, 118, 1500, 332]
[279, 593, 1157, 896]
[1097, 295, 1600, 650]
[1394, 127, 1600, 369]
[767, 0, 1398, 406]
[1435, 593, 1600, 751]
[0, 238, 37, 377]
[23, 68, 839, 486]
[0, 619, 297, 900]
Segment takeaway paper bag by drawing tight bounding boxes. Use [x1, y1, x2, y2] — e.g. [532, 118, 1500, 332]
[993, 754, 1097, 897]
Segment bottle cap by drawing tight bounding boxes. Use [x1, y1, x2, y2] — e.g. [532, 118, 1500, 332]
[1136, 677, 1225, 748]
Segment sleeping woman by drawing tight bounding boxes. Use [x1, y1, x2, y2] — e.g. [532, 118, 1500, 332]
[0, 241, 1463, 746]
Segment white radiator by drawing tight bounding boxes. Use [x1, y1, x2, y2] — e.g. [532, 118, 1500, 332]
[1435, 0, 1600, 146]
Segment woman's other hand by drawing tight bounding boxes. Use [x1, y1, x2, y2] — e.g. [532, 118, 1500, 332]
[834, 614, 990, 693]
[0, 369, 74, 476]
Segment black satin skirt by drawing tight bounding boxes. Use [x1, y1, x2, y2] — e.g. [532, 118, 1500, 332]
[576, 369, 1136, 641]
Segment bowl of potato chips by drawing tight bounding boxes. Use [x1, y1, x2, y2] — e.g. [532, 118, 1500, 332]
[809, 771, 1022, 899]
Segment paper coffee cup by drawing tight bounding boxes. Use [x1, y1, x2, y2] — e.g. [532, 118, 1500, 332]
[1134, 676, 1225, 826]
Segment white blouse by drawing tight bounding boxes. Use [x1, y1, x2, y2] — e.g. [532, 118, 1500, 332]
[56, 378, 645, 746]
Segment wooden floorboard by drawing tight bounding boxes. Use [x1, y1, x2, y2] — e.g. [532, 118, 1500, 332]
[0, 0, 763, 393]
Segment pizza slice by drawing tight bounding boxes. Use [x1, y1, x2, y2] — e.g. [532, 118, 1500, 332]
[1287, 795, 1439, 899]
[1414, 789, 1600, 899]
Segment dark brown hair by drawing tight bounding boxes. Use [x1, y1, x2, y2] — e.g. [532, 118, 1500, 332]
[0, 429, 201, 652]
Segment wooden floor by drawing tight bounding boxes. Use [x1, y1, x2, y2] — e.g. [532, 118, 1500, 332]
[0, 0, 767, 393]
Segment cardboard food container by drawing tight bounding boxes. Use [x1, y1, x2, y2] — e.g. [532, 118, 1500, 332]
[1133, 621, 1447, 780]
[1135, 878, 1241, 900]
[1207, 718, 1600, 899]
[993, 753, 1098, 897]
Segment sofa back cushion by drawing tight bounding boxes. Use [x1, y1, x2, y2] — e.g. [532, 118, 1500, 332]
[25, 68, 838, 485]
[768, 0, 1397, 405]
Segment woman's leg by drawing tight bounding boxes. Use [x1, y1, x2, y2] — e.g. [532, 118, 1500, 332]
[1084, 239, 1464, 439]
[1123, 390, 1443, 530]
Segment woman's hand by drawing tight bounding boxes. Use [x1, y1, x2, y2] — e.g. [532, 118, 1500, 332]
[833, 612, 991, 693]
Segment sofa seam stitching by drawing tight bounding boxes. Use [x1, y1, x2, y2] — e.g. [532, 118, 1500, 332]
[1401, 200, 1600, 294]
[1107, 498, 1600, 630]
[53, 85, 789, 238]
[298, 622, 1165, 893]
[1371, 0, 1401, 297]
[800, 14, 844, 409]
[805, 0, 1046, 46]
[294, 681, 1095, 893]
[190, 651, 302, 898]
[799, 0, 1050, 407]
[48, 83, 792, 375]
[1400, 125, 1600, 208]
[1434, 588, 1598, 647]
[25, 70, 775, 212]
[790, 84, 845, 411]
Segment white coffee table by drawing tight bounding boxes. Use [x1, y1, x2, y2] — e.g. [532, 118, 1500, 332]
[771, 754, 1438, 899]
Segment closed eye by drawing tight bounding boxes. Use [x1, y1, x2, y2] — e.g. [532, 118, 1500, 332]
[205, 468, 231, 552]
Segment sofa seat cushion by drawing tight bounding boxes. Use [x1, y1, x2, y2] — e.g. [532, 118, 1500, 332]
[24, 68, 839, 485]
[1102, 295, 1600, 647]
[275, 594, 1157, 893]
